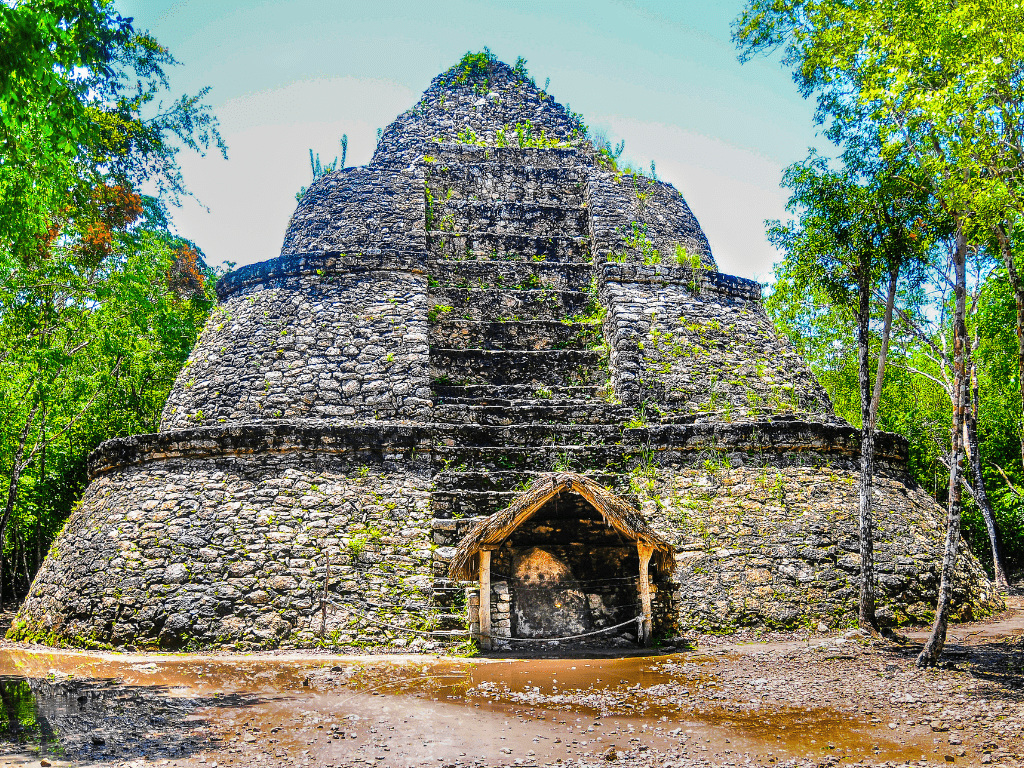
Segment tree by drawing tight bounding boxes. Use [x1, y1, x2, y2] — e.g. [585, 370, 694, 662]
[0, 0, 225, 602]
[0, 0, 225, 261]
[0, 196, 216, 605]
[888, 242, 1011, 592]
[769, 152, 932, 631]
[734, 0, 1024, 665]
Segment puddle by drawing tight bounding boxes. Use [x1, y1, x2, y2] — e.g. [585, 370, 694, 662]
[0, 649, 939, 766]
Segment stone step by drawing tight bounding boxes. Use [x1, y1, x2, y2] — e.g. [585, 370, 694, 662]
[432, 469, 619, 494]
[428, 200, 589, 240]
[427, 143, 590, 169]
[429, 319, 601, 351]
[427, 259, 594, 291]
[430, 490, 519, 520]
[425, 162, 587, 207]
[432, 443, 629, 475]
[431, 518, 488, 549]
[431, 482, 635, 520]
[429, 288, 595, 322]
[428, 232, 591, 262]
[432, 384, 603, 403]
[431, 349, 607, 387]
[434, 400, 632, 425]
[434, 422, 623, 448]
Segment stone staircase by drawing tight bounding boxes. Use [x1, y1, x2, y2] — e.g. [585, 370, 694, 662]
[423, 145, 636, 617]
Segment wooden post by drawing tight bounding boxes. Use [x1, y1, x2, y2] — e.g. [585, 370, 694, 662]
[478, 548, 493, 650]
[637, 542, 654, 647]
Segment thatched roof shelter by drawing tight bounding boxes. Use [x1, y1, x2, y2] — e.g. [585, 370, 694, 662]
[448, 472, 674, 580]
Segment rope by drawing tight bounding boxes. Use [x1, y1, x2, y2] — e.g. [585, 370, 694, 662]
[486, 615, 643, 643]
[320, 597, 644, 644]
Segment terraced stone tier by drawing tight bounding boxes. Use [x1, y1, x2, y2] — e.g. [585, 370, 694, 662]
[434, 444, 629, 474]
[11, 424, 437, 651]
[88, 422, 432, 477]
[281, 166, 426, 256]
[600, 261, 837, 423]
[434, 423, 624, 448]
[425, 145, 589, 170]
[163, 259, 431, 430]
[588, 171, 715, 268]
[646, 463, 1002, 630]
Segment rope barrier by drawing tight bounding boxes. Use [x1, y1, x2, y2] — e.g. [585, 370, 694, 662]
[486, 615, 644, 644]
[319, 597, 643, 645]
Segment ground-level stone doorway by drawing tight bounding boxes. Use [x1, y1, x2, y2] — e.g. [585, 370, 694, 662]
[449, 473, 674, 650]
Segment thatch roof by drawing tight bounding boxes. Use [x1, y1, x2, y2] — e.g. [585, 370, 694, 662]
[448, 472, 674, 580]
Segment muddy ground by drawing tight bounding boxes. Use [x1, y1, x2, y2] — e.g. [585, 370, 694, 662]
[0, 600, 1021, 768]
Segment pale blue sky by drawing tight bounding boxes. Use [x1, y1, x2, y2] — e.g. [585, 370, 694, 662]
[121, 0, 823, 281]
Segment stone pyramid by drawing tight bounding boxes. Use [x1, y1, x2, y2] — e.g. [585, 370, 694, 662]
[11, 54, 1000, 650]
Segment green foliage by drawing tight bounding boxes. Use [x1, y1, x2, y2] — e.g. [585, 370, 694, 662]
[450, 120, 572, 150]
[767, 261, 1024, 574]
[427, 304, 452, 323]
[0, 1, 222, 601]
[592, 131, 626, 171]
[296, 135, 347, 201]
[628, 445, 661, 507]
[623, 222, 661, 265]
[739, 0, 1024, 584]
[451, 48, 498, 86]
[0, 0, 226, 263]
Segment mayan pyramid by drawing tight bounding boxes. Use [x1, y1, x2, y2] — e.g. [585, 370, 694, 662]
[10, 54, 1000, 650]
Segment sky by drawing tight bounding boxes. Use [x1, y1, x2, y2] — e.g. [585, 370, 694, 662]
[119, 0, 827, 282]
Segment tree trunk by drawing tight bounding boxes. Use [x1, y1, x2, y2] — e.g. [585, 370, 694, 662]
[918, 226, 969, 668]
[994, 223, 1024, 470]
[0, 404, 39, 614]
[966, 355, 1009, 590]
[856, 261, 878, 631]
[19, 534, 29, 596]
[35, 408, 45, 578]
[869, 270, 899, 430]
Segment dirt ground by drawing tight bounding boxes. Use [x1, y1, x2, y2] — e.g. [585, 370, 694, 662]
[0, 599, 1021, 768]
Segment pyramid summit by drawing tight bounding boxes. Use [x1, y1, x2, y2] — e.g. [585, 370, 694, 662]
[10, 55, 1001, 650]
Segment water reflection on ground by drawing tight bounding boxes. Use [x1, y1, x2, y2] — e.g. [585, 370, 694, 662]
[0, 646, 946, 767]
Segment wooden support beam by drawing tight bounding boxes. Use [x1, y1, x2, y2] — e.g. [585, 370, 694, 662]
[637, 542, 654, 647]
[478, 548, 494, 650]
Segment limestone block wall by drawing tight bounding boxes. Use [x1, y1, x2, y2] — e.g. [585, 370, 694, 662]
[280, 166, 426, 255]
[609, 424, 1002, 632]
[371, 61, 582, 166]
[424, 145, 588, 200]
[600, 263, 837, 422]
[9, 426, 439, 650]
[588, 172, 715, 267]
[161, 254, 431, 429]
